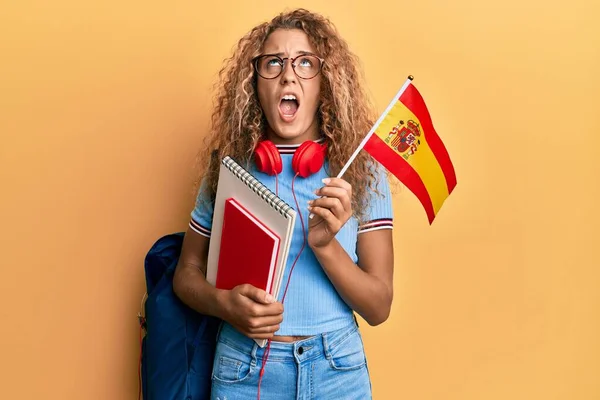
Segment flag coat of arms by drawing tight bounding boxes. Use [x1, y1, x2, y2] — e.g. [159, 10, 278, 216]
[342, 76, 457, 224]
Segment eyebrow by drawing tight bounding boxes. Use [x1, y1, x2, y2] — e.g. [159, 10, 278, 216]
[265, 50, 316, 57]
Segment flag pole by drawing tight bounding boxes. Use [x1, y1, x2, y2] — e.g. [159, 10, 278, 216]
[309, 75, 414, 219]
[336, 75, 414, 179]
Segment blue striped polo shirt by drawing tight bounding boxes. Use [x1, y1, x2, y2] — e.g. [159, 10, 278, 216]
[189, 139, 394, 335]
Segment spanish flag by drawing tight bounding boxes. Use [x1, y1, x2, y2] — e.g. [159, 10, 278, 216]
[359, 76, 457, 224]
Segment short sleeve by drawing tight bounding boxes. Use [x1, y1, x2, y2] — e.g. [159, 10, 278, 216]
[358, 162, 394, 234]
[189, 178, 214, 238]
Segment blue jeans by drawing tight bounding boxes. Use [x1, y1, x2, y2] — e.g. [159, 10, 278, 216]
[210, 320, 373, 400]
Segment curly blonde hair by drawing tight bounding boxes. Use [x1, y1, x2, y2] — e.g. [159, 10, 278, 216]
[194, 8, 384, 222]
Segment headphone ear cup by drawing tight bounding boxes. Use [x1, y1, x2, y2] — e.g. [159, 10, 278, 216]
[255, 141, 283, 176]
[293, 141, 326, 178]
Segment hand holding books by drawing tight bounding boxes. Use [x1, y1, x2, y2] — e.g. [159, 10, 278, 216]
[220, 283, 284, 341]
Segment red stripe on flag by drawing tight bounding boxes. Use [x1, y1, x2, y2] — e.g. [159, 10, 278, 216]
[364, 134, 436, 224]
[400, 84, 457, 193]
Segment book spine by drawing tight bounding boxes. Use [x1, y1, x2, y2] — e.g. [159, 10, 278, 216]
[222, 156, 294, 218]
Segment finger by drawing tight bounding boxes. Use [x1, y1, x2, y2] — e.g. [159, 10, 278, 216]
[238, 284, 275, 304]
[247, 316, 283, 331]
[246, 331, 278, 340]
[247, 325, 280, 335]
[247, 301, 284, 318]
[307, 205, 340, 232]
[234, 324, 278, 339]
[315, 186, 349, 201]
[309, 197, 345, 219]
[322, 177, 352, 192]
[314, 186, 351, 212]
[261, 301, 284, 316]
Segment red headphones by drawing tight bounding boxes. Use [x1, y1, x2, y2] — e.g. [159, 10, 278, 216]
[254, 140, 327, 178]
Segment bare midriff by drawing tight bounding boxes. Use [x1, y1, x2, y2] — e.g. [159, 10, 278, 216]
[271, 334, 312, 343]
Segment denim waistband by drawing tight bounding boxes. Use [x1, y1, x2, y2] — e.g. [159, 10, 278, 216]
[216, 319, 361, 363]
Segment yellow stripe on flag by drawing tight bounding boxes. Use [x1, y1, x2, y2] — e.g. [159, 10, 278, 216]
[374, 101, 449, 215]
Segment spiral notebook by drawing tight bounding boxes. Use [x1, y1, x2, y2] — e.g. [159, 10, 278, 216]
[206, 156, 297, 347]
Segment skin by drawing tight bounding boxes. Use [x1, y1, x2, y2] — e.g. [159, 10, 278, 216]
[257, 29, 322, 145]
[172, 28, 394, 343]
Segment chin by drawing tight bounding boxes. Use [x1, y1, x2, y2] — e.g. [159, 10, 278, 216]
[269, 118, 319, 144]
[276, 127, 305, 140]
[274, 129, 313, 144]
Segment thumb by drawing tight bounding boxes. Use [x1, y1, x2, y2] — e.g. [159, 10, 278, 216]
[240, 284, 275, 304]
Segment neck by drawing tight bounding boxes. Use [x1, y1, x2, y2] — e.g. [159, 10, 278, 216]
[265, 120, 320, 145]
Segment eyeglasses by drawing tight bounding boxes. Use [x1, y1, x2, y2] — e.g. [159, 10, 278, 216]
[253, 53, 324, 80]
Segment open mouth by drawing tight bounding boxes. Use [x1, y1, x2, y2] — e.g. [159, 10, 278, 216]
[279, 94, 299, 120]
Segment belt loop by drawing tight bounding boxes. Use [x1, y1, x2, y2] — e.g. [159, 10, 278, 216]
[215, 320, 224, 342]
[322, 332, 331, 359]
[250, 340, 259, 367]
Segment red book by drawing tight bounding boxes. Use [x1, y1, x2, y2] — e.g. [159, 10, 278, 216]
[215, 197, 281, 294]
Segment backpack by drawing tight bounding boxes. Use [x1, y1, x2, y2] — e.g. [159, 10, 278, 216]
[139, 232, 221, 400]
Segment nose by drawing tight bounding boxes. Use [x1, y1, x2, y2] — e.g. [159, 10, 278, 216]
[280, 58, 297, 84]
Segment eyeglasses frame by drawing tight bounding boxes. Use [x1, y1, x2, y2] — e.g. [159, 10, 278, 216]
[252, 52, 325, 80]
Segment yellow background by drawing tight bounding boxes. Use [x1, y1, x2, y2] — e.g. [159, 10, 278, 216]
[1, 0, 598, 399]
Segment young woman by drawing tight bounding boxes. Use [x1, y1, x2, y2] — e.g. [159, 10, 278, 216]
[173, 8, 395, 400]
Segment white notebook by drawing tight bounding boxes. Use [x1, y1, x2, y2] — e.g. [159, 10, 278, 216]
[206, 156, 297, 347]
